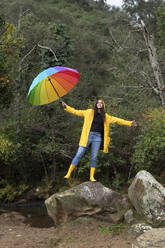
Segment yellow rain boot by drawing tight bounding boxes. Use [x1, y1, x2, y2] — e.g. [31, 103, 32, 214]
[64, 165, 75, 179]
[90, 167, 96, 182]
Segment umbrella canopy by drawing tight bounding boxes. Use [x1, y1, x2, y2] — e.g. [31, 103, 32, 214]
[28, 66, 80, 105]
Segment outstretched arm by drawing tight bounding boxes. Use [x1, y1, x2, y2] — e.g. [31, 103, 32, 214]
[61, 101, 85, 117]
[107, 115, 137, 127]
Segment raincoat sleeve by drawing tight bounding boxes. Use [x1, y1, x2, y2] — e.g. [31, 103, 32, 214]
[107, 115, 132, 127]
[64, 105, 85, 117]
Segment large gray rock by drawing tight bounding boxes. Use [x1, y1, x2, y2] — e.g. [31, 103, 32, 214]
[128, 170, 165, 226]
[133, 228, 165, 248]
[45, 181, 129, 224]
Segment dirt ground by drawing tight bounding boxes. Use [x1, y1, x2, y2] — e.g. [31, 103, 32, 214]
[0, 212, 135, 248]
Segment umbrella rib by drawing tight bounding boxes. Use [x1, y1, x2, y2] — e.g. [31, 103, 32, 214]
[48, 77, 60, 98]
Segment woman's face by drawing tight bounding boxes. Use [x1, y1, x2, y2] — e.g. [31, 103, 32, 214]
[96, 100, 103, 109]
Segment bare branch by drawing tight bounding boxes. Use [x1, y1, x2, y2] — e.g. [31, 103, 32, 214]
[38, 43, 58, 61]
[108, 30, 122, 52]
[19, 44, 37, 68]
[140, 71, 159, 95]
[106, 28, 142, 52]
[21, 9, 31, 17]
[122, 29, 141, 48]
[137, 49, 148, 54]
[60, 150, 72, 159]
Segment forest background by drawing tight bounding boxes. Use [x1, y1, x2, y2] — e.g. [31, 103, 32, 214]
[0, 0, 165, 203]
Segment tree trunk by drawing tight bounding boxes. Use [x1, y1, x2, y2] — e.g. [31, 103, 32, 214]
[141, 20, 165, 111]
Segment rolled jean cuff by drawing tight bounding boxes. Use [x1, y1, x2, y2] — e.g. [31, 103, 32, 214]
[90, 162, 96, 168]
[71, 162, 78, 167]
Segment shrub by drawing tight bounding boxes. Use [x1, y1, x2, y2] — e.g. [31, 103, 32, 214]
[131, 108, 165, 175]
[0, 179, 28, 202]
[0, 135, 17, 165]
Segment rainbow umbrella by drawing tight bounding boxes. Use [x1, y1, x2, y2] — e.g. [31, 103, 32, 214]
[28, 66, 80, 105]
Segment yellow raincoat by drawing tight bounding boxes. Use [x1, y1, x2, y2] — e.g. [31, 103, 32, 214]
[64, 104, 132, 153]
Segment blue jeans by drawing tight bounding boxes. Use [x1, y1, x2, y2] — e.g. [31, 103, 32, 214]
[71, 131, 102, 168]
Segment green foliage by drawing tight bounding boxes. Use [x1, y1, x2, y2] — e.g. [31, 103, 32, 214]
[98, 223, 125, 235]
[0, 76, 13, 108]
[157, 3, 165, 46]
[0, 135, 17, 165]
[0, 179, 28, 202]
[0, 16, 23, 108]
[131, 108, 165, 175]
[38, 23, 74, 68]
[0, 20, 23, 67]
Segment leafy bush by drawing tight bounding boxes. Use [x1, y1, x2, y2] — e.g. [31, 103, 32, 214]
[0, 135, 17, 165]
[131, 108, 165, 175]
[0, 179, 28, 202]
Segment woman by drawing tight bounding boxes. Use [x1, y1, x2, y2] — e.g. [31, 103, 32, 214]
[62, 100, 137, 182]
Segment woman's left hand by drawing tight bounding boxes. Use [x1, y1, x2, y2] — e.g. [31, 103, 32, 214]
[131, 120, 137, 127]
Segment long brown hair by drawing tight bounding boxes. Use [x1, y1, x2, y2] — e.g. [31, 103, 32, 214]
[94, 100, 105, 122]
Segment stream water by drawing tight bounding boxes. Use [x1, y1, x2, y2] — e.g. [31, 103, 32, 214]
[0, 202, 54, 228]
